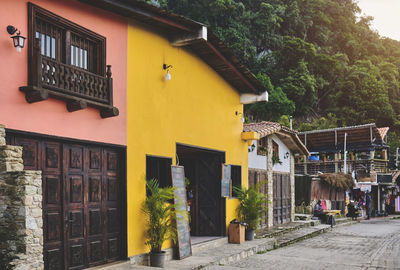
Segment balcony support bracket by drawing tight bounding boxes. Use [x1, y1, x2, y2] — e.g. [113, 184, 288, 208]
[20, 86, 49, 103]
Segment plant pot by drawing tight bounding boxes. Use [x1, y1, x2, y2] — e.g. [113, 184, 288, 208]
[245, 229, 255, 241]
[150, 251, 166, 268]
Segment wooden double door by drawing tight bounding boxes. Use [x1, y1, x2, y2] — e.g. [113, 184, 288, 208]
[177, 145, 225, 236]
[273, 172, 291, 225]
[7, 133, 125, 270]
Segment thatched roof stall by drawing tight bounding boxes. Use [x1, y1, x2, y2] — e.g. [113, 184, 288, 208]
[319, 173, 354, 190]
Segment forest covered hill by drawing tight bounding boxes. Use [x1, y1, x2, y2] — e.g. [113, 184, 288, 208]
[148, 0, 400, 162]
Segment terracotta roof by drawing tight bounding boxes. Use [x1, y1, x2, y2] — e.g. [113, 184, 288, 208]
[244, 121, 309, 155]
[243, 121, 281, 138]
[79, 0, 266, 95]
[377, 127, 389, 140]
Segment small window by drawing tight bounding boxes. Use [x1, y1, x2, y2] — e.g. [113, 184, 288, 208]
[272, 140, 281, 165]
[146, 156, 172, 189]
[272, 140, 279, 158]
[257, 137, 267, 156]
[30, 4, 105, 75]
[231, 165, 242, 197]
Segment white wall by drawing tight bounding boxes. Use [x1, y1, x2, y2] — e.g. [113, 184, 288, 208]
[248, 139, 267, 169]
[271, 134, 291, 173]
[248, 135, 291, 173]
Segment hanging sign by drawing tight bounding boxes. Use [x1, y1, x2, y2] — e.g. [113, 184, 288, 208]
[171, 165, 192, 259]
[221, 164, 231, 197]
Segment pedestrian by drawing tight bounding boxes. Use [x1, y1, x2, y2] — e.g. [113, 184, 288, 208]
[365, 191, 372, 220]
[314, 200, 326, 223]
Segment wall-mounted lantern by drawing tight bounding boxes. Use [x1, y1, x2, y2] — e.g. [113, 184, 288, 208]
[7, 25, 26, 53]
[248, 143, 256, 153]
[284, 151, 290, 159]
[163, 64, 172, 81]
[235, 111, 245, 123]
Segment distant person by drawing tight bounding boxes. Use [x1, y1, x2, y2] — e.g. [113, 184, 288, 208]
[347, 200, 358, 220]
[365, 192, 372, 220]
[314, 200, 326, 223]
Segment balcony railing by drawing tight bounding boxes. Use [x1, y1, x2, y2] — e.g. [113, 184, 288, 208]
[20, 38, 118, 118]
[295, 159, 388, 177]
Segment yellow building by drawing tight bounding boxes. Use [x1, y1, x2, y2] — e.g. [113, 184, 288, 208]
[83, 0, 267, 262]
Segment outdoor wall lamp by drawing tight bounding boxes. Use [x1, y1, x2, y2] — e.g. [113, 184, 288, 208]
[248, 143, 256, 153]
[284, 151, 290, 159]
[7, 25, 26, 53]
[235, 111, 245, 123]
[163, 64, 172, 81]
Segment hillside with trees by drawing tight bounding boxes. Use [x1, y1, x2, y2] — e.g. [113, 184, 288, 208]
[148, 0, 400, 163]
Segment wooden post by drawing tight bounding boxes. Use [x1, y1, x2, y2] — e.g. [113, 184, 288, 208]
[267, 137, 274, 228]
[106, 65, 113, 105]
[303, 155, 307, 175]
[334, 152, 339, 173]
[30, 38, 42, 88]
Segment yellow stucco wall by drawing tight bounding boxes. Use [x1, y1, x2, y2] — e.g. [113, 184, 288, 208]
[127, 22, 249, 257]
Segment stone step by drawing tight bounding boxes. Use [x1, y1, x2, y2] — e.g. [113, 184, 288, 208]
[191, 237, 228, 254]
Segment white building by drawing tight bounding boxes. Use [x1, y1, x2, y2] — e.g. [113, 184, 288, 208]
[244, 121, 309, 226]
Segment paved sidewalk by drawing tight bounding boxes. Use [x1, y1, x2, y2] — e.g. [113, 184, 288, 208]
[94, 218, 356, 270]
[208, 217, 400, 270]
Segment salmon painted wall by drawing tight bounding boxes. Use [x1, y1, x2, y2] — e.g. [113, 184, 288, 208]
[0, 0, 127, 145]
[127, 22, 249, 257]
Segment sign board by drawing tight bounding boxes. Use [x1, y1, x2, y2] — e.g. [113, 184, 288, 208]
[377, 174, 392, 184]
[221, 164, 231, 197]
[357, 183, 372, 193]
[171, 165, 192, 259]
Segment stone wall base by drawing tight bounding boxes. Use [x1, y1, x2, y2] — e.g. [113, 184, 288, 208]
[0, 125, 44, 270]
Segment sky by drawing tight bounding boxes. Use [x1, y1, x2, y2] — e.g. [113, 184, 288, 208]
[357, 0, 400, 41]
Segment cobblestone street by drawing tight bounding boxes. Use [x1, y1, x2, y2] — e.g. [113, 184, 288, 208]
[206, 218, 400, 270]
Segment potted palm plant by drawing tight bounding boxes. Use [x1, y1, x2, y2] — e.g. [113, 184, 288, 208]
[233, 181, 268, 240]
[142, 179, 183, 267]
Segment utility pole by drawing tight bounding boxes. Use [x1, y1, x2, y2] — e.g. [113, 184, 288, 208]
[344, 132, 348, 173]
[289, 116, 293, 129]
[396, 147, 399, 169]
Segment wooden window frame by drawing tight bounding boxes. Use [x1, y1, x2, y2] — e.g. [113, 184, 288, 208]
[231, 165, 242, 197]
[257, 137, 267, 156]
[28, 3, 106, 76]
[20, 3, 119, 118]
[146, 155, 173, 190]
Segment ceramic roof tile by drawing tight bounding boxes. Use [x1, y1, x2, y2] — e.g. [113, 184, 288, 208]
[377, 127, 389, 140]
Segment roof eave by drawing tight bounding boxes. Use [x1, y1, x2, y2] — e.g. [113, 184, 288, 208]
[78, 0, 265, 95]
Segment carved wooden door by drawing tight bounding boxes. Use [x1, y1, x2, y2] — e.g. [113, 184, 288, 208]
[195, 154, 223, 236]
[63, 144, 87, 269]
[273, 173, 282, 225]
[63, 145, 122, 269]
[281, 174, 291, 224]
[6, 133, 124, 270]
[273, 173, 291, 225]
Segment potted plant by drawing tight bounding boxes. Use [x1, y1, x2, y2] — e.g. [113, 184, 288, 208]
[233, 182, 268, 241]
[142, 179, 184, 267]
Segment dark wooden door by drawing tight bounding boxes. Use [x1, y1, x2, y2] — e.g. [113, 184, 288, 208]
[273, 173, 291, 225]
[195, 154, 223, 236]
[6, 133, 124, 270]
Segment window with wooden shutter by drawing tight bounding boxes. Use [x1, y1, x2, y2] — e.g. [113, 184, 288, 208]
[21, 3, 119, 118]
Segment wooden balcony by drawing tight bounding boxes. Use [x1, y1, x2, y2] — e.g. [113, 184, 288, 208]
[20, 38, 118, 118]
[295, 159, 388, 178]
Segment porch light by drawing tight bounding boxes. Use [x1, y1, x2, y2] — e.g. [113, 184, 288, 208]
[248, 143, 256, 153]
[163, 64, 172, 81]
[7, 25, 26, 52]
